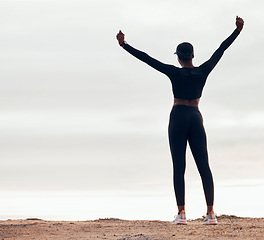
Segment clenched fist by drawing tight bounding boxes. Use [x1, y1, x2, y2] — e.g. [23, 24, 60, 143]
[116, 30, 125, 46]
[236, 16, 244, 32]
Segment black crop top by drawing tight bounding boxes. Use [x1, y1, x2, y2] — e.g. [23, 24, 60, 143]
[123, 29, 240, 100]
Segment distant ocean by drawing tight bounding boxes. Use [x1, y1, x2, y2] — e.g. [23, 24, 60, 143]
[1, 178, 263, 221]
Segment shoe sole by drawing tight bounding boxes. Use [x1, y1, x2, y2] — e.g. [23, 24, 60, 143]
[203, 221, 218, 225]
[172, 220, 187, 225]
[177, 222, 187, 225]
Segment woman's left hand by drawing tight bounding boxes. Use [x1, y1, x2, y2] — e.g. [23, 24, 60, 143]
[116, 30, 125, 45]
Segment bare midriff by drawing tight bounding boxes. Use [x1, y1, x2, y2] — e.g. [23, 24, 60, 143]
[173, 98, 200, 107]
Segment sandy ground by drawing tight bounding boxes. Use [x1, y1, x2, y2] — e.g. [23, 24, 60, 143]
[0, 215, 263, 240]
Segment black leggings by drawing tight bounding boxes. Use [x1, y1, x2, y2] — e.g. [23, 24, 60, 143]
[168, 105, 214, 206]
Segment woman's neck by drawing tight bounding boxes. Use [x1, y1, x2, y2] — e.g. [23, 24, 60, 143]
[181, 62, 194, 68]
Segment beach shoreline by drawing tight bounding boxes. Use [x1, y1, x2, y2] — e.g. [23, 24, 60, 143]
[0, 215, 263, 240]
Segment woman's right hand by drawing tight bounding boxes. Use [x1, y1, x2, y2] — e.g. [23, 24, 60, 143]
[116, 30, 125, 46]
[236, 16, 244, 32]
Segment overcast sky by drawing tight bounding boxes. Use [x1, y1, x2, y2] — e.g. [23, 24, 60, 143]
[0, 0, 263, 198]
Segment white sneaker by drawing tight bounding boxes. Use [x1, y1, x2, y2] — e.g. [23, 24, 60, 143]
[172, 210, 187, 225]
[203, 210, 218, 225]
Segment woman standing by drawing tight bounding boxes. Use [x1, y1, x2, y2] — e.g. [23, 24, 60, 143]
[116, 16, 244, 225]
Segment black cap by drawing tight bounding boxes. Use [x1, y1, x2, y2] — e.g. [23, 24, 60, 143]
[174, 42, 194, 60]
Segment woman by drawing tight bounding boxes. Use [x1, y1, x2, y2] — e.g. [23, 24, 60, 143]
[116, 16, 244, 225]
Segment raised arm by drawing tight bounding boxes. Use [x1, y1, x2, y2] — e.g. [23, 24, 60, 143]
[116, 30, 173, 75]
[200, 16, 244, 75]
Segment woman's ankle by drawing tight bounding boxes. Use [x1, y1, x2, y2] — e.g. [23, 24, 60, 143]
[178, 205, 185, 214]
[207, 206, 213, 214]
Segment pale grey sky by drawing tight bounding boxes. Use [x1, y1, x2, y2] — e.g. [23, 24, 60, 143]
[0, 0, 263, 196]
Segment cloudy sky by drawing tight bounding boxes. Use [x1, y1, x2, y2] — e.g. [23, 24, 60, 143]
[0, 0, 263, 219]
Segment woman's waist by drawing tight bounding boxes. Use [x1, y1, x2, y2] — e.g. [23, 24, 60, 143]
[173, 98, 200, 107]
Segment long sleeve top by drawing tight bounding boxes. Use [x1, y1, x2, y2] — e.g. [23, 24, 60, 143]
[123, 29, 240, 100]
